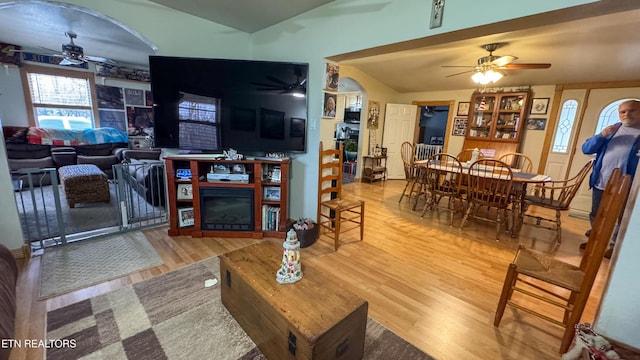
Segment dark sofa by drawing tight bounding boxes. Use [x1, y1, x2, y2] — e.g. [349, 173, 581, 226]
[3, 126, 128, 184]
[0, 244, 17, 360]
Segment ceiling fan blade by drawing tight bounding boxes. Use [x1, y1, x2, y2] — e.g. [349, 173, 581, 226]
[58, 58, 81, 66]
[37, 46, 61, 54]
[266, 75, 289, 85]
[502, 63, 551, 70]
[489, 55, 517, 67]
[446, 69, 475, 77]
[441, 65, 476, 68]
[83, 55, 116, 64]
[255, 87, 281, 91]
[250, 81, 282, 87]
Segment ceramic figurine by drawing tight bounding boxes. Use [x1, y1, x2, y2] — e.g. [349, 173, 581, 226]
[276, 229, 303, 284]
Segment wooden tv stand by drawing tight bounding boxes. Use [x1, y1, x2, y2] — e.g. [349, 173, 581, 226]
[165, 156, 289, 238]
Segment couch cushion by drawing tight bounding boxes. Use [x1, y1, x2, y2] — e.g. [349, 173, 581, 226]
[7, 156, 55, 172]
[74, 143, 114, 156]
[5, 143, 51, 159]
[77, 155, 119, 170]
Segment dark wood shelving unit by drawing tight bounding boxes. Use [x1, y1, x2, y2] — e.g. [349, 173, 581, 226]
[165, 156, 289, 239]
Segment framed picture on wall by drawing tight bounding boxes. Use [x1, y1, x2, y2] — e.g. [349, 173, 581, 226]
[530, 98, 550, 114]
[324, 63, 339, 92]
[323, 92, 337, 118]
[452, 117, 467, 136]
[457, 102, 470, 116]
[527, 118, 547, 130]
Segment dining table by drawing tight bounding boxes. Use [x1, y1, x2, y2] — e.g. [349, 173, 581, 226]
[415, 159, 551, 237]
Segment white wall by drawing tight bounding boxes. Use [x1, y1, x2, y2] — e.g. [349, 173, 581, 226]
[0, 0, 601, 239]
[0, 116, 25, 251]
[0, 66, 28, 126]
[595, 161, 640, 348]
[6, 0, 638, 349]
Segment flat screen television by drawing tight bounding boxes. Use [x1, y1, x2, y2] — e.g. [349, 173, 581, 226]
[149, 56, 308, 154]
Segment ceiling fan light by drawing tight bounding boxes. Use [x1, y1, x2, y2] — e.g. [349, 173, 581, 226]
[290, 87, 305, 97]
[471, 71, 488, 84]
[486, 69, 504, 82]
[471, 69, 505, 84]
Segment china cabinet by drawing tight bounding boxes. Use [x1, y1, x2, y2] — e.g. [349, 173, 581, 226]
[463, 91, 531, 159]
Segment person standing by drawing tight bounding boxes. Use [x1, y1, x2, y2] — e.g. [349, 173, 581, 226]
[581, 99, 640, 258]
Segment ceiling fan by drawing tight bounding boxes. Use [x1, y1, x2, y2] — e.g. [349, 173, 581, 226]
[14, 32, 117, 66]
[443, 42, 551, 80]
[251, 65, 307, 96]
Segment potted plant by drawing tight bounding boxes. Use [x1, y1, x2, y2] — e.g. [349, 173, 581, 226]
[344, 139, 358, 162]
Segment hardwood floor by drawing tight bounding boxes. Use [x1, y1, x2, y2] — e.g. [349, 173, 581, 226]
[10, 179, 636, 360]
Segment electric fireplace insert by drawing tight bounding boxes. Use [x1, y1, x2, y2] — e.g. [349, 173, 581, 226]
[200, 187, 254, 231]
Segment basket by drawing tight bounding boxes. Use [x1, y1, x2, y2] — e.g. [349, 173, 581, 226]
[287, 220, 319, 248]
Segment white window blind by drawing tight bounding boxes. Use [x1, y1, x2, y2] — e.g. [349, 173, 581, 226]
[178, 92, 221, 149]
[178, 92, 218, 123]
[27, 73, 92, 107]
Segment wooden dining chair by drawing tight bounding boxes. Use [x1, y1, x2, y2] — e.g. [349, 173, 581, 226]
[398, 141, 418, 203]
[456, 148, 485, 163]
[520, 159, 594, 244]
[317, 141, 365, 251]
[498, 152, 533, 173]
[421, 153, 464, 226]
[494, 168, 630, 354]
[459, 159, 513, 240]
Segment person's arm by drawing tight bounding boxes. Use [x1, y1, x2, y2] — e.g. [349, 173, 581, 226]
[582, 124, 618, 155]
[581, 134, 606, 155]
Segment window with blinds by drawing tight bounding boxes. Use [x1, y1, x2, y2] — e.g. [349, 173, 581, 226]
[24, 67, 95, 129]
[178, 92, 221, 150]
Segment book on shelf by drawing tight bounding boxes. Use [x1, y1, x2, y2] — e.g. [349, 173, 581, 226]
[261, 204, 281, 231]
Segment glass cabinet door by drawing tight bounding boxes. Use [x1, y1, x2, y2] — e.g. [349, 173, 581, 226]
[469, 95, 496, 138]
[495, 94, 524, 140]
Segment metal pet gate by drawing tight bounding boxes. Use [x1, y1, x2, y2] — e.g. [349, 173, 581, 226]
[12, 162, 167, 251]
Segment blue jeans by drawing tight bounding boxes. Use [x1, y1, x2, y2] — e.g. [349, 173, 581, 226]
[589, 188, 603, 226]
[591, 188, 618, 249]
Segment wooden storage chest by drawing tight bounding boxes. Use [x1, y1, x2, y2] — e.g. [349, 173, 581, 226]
[220, 242, 368, 359]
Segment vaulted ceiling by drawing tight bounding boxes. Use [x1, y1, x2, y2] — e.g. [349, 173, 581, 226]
[1, 1, 640, 93]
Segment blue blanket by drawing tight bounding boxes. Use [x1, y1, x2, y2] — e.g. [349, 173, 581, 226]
[27, 127, 128, 145]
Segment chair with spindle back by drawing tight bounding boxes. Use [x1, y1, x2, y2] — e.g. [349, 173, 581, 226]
[498, 152, 533, 173]
[399, 141, 419, 203]
[520, 159, 594, 244]
[459, 159, 513, 240]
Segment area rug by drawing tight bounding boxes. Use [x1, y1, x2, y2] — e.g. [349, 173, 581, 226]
[15, 182, 165, 242]
[46, 257, 435, 360]
[39, 231, 163, 300]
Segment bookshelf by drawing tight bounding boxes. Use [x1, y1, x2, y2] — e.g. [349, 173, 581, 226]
[165, 156, 289, 238]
